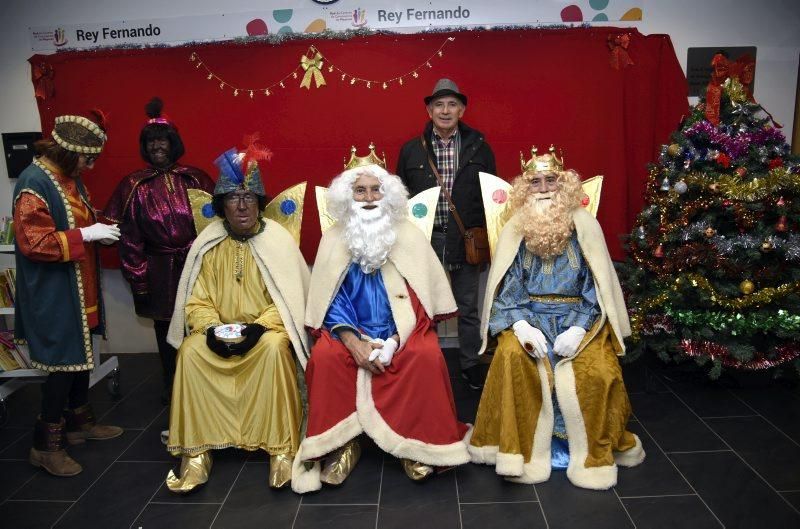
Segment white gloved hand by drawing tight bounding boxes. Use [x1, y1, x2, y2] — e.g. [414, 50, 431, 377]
[512, 320, 548, 358]
[553, 326, 587, 358]
[368, 337, 399, 366]
[80, 223, 120, 245]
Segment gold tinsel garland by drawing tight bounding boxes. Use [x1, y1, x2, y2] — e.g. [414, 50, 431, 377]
[629, 275, 800, 341]
[189, 37, 456, 98]
[683, 167, 800, 202]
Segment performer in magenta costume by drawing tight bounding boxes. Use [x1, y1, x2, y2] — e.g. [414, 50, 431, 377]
[105, 98, 214, 402]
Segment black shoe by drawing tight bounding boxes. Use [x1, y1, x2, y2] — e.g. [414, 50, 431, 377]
[461, 365, 485, 390]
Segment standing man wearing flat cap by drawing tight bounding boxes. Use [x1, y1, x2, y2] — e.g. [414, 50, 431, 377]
[396, 78, 496, 390]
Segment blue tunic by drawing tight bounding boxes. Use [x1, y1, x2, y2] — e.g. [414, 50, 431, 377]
[324, 263, 398, 341]
[488, 235, 600, 469]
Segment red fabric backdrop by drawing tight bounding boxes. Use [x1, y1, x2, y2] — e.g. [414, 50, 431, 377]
[29, 27, 687, 263]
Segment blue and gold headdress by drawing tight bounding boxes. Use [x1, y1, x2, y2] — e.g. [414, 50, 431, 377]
[213, 134, 271, 196]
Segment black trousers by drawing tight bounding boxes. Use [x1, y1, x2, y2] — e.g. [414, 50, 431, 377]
[41, 371, 90, 423]
[154, 319, 177, 393]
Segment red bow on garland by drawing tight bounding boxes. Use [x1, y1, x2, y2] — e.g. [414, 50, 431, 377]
[32, 62, 55, 101]
[607, 33, 634, 70]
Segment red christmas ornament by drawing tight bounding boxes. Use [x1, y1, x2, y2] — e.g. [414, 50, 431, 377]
[776, 197, 785, 207]
[723, 199, 732, 207]
[716, 153, 731, 168]
[768, 157, 784, 169]
[735, 167, 747, 177]
[776, 216, 788, 232]
[653, 244, 664, 258]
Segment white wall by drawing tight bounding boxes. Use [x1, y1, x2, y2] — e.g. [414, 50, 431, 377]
[1, 0, 799, 353]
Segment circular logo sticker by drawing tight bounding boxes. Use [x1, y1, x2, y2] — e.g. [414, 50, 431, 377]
[411, 203, 428, 218]
[280, 199, 297, 216]
[492, 189, 508, 204]
[202, 203, 215, 218]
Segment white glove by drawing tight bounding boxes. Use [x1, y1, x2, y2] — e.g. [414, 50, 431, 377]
[368, 337, 399, 366]
[80, 223, 120, 245]
[553, 326, 587, 358]
[512, 320, 548, 358]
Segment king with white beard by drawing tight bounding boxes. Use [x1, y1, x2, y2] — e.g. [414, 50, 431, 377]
[292, 155, 471, 493]
[468, 148, 644, 490]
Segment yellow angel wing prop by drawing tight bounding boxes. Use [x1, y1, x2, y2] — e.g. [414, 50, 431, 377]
[479, 172, 605, 256]
[580, 175, 603, 218]
[406, 186, 440, 241]
[187, 188, 217, 235]
[263, 182, 306, 246]
[315, 185, 441, 241]
[315, 186, 337, 234]
[188, 183, 307, 246]
[479, 172, 512, 257]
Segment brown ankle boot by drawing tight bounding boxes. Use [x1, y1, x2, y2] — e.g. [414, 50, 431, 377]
[29, 418, 83, 477]
[64, 404, 123, 445]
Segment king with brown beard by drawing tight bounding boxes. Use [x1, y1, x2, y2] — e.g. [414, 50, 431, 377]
[468, 148, 644, 490]
[292, 149, 470, 493]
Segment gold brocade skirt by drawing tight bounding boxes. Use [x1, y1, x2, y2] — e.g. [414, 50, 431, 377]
[167, 331, 302, 457]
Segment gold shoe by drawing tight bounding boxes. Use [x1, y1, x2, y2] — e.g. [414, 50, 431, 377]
[166, 452, 213, 493]
[401, 459, 434, 482]
[269, 454, 293, 489]
[320, 439, 361, 486]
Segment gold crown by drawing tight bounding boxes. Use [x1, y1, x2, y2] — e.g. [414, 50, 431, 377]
[520, 145, 564, 175]
[344, 143, 387, 170]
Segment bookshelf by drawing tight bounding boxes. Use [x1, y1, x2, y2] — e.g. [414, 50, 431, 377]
[0, 245, 121, 423]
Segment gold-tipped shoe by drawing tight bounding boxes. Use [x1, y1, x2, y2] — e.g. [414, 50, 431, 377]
[269, 454, 293, 489]
[401, 459, 434, 482]
[166, 452, 213, 493]
[320, 439, 361, 486]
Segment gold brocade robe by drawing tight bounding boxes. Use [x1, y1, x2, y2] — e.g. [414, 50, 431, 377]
[167, 237, 302, 457]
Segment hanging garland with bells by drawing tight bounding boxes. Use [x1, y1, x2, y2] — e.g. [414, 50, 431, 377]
[188, 37, 456, 98]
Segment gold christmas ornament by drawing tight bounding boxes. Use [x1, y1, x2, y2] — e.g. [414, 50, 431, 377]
[760, 240, 774, 252]
[667, 143, 681, 157]
[704, 227, 716, 238]
[739, 280, 755, 295]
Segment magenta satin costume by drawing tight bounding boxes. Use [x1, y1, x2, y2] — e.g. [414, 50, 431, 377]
[105, 165, 214, 320]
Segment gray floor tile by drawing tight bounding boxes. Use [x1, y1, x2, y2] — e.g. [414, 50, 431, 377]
[622, 496, 722, 529]
[669, 451, 800, 529]
[456, 462, 537, 503]
[210, 462, 300, 529]
[614, 422, 693, 497]
[630, 392, 726, 453]
[705, 415, 800, 490]
[461, 502, 547, 529]
[52, 461, 171, 529]
[536, 472, 634, 529]
[294, 505, 377, 529]
[377, 458, 459, 529]
[0, 500, 71, 529]
[133, 502, 220, 528]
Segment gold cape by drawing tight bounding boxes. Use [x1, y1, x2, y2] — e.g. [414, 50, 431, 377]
[469, 208, 644, 490]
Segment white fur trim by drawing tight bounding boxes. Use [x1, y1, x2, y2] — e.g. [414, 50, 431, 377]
[468, 442, 499, 465]
[556, 359, 618, 490]
[296, 412, 362, 461]
[614, 433, 646, 467]
[566, 463, 618, 490]
[291, 447, 322, 493]
[356, 369, 471, 466]
[495, 453, 524, 476]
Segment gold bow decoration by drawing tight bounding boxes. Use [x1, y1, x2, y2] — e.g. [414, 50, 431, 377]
[300, 49, 326, 89]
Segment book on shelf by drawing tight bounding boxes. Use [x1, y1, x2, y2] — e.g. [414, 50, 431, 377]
[0, 331, 28, 370]
[0, 216, 13, 245]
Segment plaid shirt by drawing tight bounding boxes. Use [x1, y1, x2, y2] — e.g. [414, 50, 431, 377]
[431, 129, 460, 228]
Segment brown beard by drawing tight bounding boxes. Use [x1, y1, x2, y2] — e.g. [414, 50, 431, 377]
[509, 171, 584, 259]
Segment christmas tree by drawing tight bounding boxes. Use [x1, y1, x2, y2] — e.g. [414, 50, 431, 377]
[622, 53, 800, 379]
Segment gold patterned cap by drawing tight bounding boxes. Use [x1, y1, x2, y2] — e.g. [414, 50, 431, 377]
[51, 115, 107, 155]
[521, 145, 564, 176]
[344, 143, 386, 170]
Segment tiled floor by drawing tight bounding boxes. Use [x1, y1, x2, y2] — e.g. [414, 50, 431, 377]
[0, 352, 798, 529]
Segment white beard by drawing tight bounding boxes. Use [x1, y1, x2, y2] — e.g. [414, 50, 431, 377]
[344, 200, 397, 273]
